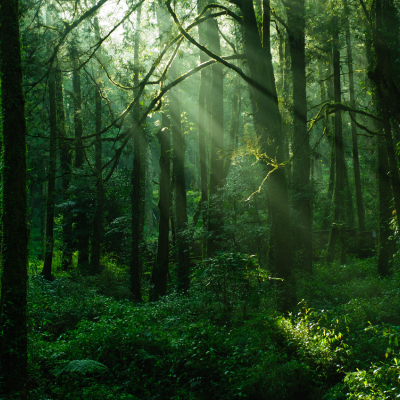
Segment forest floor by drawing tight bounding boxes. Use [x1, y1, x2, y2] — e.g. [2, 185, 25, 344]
[26, 255, 400, 399]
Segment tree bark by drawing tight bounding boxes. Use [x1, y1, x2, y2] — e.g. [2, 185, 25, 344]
[326, 18, 346, 264]
[196, 0, 209, 257]
[57, 67, 73, 271]
[345, 17, 365, 231]
[238, 0, 295, 310]
[90, 17, 104, 276]
[287, 0, 312, 272]
[72, 46, 90, 271]
[170, 59, 190, 293]
[42, 48, 57, 280]
[130, 5, 145, 301]
[206, 17, 224, 257]
[152, 114, 171, 300]
[0, 0, 29, 393]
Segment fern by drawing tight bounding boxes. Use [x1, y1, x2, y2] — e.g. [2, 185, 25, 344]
[53, 359, 108, 376]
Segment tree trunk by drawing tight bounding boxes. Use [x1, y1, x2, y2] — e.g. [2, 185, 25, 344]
[0, 0, 28, 392]
[152, 113, 171, 300]
[42, 50, 57, 280]
[130, 5, 145, 301]
[73, 48, 84, 170]
[170, 60, 190, 293]
[345, 17, 365, 231]
[326, 19, 346, 264]
[238, 0, 295, 310]
[287, 0, 312, 272]
[90, 17, 104, 276]
[377, 133, 394, 276]
[371, 0, 400, 127]
[72, 48, 90, 271]
[195, 0, 209, 257]
[207, 17, 224, 257]
[57, 67, 73, 271]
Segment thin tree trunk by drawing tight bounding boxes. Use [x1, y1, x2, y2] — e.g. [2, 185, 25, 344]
[207, 16, 224, 257]
[40, 159, 47, 260]
[195, 0, 209, 256]
[90, 17, 104, 276]
[72, 47, 90, 271]
[170, 59, 190, 293]
[73, 48, 84, 170]
[345, 17, 365, 231]
[0, 0, 28, 392]
[287, 0, 312, 272]
[152, 113, 171, 300]
[326, 19, 346, 264]
[130, 5, 145, 301]
[42, 46, 57, 280]
[57, 67, 73, 271]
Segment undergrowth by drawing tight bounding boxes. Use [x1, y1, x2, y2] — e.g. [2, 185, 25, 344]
[26, 255, 400, 399]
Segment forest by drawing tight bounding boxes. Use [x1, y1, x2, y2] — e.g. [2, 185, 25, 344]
[1, 0, 400, 397]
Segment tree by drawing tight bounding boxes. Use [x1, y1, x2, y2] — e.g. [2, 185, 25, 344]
[326, 15, 347, 264]
[0, 0, 29, 393]
[130, 5, 145, 301]
[91, 16, 105, 275]
[286, 0, 312, 272]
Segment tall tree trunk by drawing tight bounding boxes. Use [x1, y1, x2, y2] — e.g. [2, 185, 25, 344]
[279, 31, 291, 183]
[238, 0, 295, 310]
[152, 113, 171, 300]
[325, 55, 336, 203]
[0, 0, 28, 392]
[223, 74, 241, 181]
[365, 31, 394, 275]
[42, 39, 57, 280]
[152, 0, 172, 300]
[91, 17, 104, 276]
[170, 60, 190, 293]
[207, 17, 224, 257]
[73, 48, 84, 170]
[57, 67, 73, 271]
[40, 159, 47, 260]
[326, 18, 346, 264]
[130, 5, 145, 301]
[375, 0, 400, 225]
[345, 17, 365, 231]
[194, 0, 209, 256]
[287, 0, 312, 272]
[371, 0, 400, 126]
[72, 47, 90, 271]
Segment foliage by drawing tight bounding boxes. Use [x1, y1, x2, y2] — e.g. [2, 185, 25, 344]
[25, 255, 400, 399]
